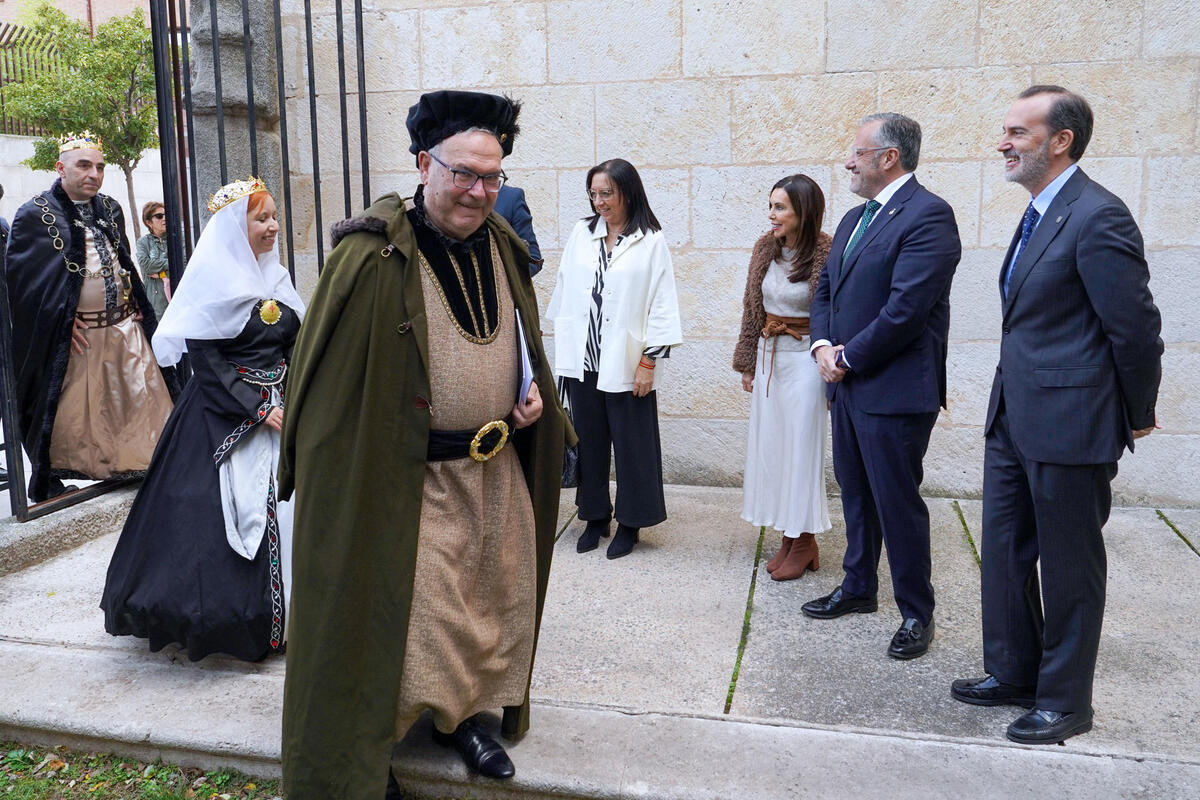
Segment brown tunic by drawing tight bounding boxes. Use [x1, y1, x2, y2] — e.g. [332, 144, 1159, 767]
[49, 229, 173, 478]
[395, 234, 537, 736]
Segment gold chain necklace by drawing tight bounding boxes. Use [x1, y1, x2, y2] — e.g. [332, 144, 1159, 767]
[445, 247, 486, 337]
[416, 232, 502, 345]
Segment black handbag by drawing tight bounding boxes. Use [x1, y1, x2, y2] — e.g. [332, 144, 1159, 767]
[558, 377, 579, 488]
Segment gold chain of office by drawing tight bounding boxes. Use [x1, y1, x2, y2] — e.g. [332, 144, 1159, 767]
[32, 195, 119, 279]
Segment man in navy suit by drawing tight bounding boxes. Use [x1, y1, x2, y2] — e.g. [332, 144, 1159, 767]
[493, 184, 543, 276]
[951, 86, 1162, 744]
[804, 113, 961, 660]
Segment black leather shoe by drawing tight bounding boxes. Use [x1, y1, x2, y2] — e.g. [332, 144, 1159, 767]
[801, 586, 878, 619]
[576, 516, 611, 553]
[606, 524, 639, 559]
[887, 617, 934, 659]
[1006, 707, 1093, 744]
[432, 718, 515, 779]
[951, 675, 1036, 708]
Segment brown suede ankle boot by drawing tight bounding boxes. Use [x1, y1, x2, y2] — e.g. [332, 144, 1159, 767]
[771, 533, 819, 581]
[765, 535, 793, 573]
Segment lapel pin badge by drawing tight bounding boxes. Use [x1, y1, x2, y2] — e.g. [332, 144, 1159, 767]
[1056, 216, 1063, 223]
[888, 208, 896, 215]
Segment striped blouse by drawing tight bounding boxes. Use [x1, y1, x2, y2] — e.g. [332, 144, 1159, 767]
[583, 234, 671, 373]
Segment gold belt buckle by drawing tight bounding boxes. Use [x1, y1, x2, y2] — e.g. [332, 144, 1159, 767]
[469, 419, 510, 462]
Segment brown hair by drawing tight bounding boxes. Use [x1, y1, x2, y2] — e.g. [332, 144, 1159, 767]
[246, 191, 274, 218]
[141, 200, 164, 225]
[767, 174, 825, 283]
[1018, 85, 1093, 161]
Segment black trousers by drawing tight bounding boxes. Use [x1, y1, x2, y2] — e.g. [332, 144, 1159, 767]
[982, 404, 1115, 714]
[567, 371, 666, 528]
[831, 387, 938, 625]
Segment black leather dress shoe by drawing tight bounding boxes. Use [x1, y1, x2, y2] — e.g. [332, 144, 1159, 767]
[432, 718, 515, 779]
[1006, 707, 1093, 744]
[576, 517, 611, 553]
[887, 617, 934, 659]
[801, 586, 878, 619]
[951, 675, 1036, 708]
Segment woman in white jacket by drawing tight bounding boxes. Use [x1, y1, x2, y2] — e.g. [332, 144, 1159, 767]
[548, 159, 682, 559]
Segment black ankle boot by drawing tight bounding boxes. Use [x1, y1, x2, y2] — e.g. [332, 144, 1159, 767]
[576, 516, 611, 553]
[606, 523, 640, 559]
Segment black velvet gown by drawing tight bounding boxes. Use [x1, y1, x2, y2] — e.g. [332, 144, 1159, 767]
[101, 301, 300, 662]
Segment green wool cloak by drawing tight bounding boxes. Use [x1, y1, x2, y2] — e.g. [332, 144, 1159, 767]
[278, 194, 571, 800]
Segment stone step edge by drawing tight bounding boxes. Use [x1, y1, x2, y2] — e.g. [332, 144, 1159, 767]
[6, 697, 1200, 800]
[0, 487, 138, 576]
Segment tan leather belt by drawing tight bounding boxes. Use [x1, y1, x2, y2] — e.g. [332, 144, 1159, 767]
[76, 301, 136, 328]
[759, 313, 811, 397]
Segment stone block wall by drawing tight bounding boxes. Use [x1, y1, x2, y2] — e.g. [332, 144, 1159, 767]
[273, 0, 1200, 507]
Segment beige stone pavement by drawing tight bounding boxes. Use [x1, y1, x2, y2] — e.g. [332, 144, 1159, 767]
[0, 484, 1198, 799]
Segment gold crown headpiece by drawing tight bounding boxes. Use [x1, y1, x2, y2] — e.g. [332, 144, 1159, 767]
[58, 131, 103, 154]
[207, 176, 268, 213]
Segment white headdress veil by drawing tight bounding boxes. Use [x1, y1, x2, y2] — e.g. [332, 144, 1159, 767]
[152, 193, 306, 366]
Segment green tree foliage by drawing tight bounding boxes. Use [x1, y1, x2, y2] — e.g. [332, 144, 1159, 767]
[6, 1, 158, 238]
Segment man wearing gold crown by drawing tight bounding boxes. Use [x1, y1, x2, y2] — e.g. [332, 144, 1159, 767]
[5, 133, 177, 502]
[279, 91, 571, 799]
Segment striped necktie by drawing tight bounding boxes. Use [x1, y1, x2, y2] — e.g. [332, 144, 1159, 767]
[843, 199, 882, 264]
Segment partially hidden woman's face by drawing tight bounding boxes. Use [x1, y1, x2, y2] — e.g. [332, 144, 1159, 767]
[247, 194, 279, 258]
[589, 172, 627, 230]
[147, 207, 166, 237]
[768, 187, 799, 245]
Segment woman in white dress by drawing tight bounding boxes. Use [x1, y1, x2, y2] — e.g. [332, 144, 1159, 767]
[733, 174, 832, 581]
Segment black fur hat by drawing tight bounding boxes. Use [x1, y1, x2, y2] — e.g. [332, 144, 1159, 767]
[406, 90, 521, 165]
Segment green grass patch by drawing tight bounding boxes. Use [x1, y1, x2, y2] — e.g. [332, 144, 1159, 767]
[724, 525, 765, 715]
[952, 500, 981, 567]
[0, 742, 280, 799]
[1156, 510, 1199, 557]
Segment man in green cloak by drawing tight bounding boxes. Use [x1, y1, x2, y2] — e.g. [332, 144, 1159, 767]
[279, 90, 571, 800]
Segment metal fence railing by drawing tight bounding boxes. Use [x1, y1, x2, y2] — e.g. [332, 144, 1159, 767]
[0, 22, 59, 137]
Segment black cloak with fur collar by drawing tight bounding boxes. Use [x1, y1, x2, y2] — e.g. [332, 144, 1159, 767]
[4, 179, 178, 500]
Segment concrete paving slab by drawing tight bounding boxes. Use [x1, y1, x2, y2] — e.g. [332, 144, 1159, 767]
[1078, 507, 1200, 761]
[531, 485, 753, 715]
[0, 532, 130, 649]
[730, 499, 1004, 742]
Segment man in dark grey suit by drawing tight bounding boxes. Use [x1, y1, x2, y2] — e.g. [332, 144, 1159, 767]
[952, 86, 1162, 744]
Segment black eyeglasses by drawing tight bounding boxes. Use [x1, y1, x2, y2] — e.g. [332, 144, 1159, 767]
[149, 213, 166, 220]
[427, 151, 506, 193]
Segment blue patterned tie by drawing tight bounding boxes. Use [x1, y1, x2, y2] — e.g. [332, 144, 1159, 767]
[1004, 202, 1040, 298]
[842, 199, 882, 264]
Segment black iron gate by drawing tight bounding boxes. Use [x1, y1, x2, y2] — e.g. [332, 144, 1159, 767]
[2, 0, 376, 520]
